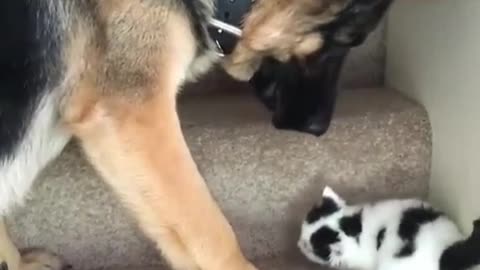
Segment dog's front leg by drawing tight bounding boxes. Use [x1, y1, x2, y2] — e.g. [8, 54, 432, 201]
[0, 219, 65, 270]
[63, 87, 256, 270]
[0, 219, 20, 270]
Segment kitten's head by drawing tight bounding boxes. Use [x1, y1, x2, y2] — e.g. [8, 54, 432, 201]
[298, 186, 363, 268]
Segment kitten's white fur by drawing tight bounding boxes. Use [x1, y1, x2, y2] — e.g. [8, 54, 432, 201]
[298, 186, 465, 270]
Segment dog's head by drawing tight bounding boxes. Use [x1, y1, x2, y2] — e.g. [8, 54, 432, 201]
[223, 0, 394, 136]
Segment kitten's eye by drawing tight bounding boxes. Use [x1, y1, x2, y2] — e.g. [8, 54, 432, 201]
[311, 227, 339, 248]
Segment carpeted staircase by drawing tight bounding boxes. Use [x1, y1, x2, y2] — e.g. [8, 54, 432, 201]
[4, 22, 432, 270]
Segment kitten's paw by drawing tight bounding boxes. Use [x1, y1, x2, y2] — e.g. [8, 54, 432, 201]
[20, 248, 70, 270]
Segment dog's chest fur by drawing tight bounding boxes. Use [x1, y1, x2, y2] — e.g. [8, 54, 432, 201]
[165, 0, 221, 82]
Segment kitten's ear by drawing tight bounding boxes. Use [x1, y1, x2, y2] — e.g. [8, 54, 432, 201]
[322, 186, 346, 207]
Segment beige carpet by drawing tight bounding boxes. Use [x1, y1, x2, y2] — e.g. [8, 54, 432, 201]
[5, 88, 431, 270]
[101, 254, 331, 270]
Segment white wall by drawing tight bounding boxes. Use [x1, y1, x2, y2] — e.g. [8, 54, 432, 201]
[385, 0, 480, 234]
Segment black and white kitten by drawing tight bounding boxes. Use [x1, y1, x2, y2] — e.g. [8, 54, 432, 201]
[298, 186, 480, 270]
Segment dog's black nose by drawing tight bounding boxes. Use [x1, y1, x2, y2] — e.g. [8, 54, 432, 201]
[250, 48, 347, 137]
[303, 118, 332, 137]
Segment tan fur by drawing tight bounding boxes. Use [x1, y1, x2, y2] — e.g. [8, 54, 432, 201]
[60, 5, 254, 270]
[0, 220, 20, 270]
[19, 249, 65, 270]
[223, 0, 348, 80]
[0, 220, 64, 270]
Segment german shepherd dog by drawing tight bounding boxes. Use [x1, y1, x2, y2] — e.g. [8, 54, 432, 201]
[0, 1, 392, 270]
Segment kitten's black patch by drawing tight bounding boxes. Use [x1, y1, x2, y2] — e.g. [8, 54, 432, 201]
[397, 242, 415, 257]
[306, 198, 340, 224]
[440, 218, 480, 270]
[396, 206, 442, 258]
[311, 227, 340, 261]
[340, 211, 363, 241]
[376, 227, 386, 250]
[0, 261, 8, 270]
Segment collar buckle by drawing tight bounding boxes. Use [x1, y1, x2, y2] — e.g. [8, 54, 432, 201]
[208, 18, 243, 57]
[208, 0, 255, 56]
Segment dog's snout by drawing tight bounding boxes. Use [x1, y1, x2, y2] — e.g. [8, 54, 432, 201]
[272, 114, 331, 137]
[302, 119, 331, 137]
[248, 0, 394, 137]
[250, 52, 345, 137]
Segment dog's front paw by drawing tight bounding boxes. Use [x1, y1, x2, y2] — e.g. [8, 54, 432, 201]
[0, 261, 8, 270]
[20, 248, 70, 270]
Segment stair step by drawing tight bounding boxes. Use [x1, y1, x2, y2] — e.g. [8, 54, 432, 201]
[98, 253, 323, 270]
[6, 88, 430, 270]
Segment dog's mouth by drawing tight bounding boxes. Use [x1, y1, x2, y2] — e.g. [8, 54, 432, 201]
[248, 0, 394, 136]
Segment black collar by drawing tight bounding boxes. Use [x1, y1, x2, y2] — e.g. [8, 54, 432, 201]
[208, 0, 255, 56]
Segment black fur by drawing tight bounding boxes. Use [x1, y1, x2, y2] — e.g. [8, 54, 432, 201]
[306, 198, 340, 224]
[395, 206, 442, 258]
[0, 1, 62, 159]
[319, 0, 394, 47]
[440, 218, 480, 270]
[396, 242, 415, 258]
[251, 49, 345, 136]
[376, 227, 386, 250]
[249, 0, 394, 136]
[310, 227, 340, 261]
[339, 211, 363, 242]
